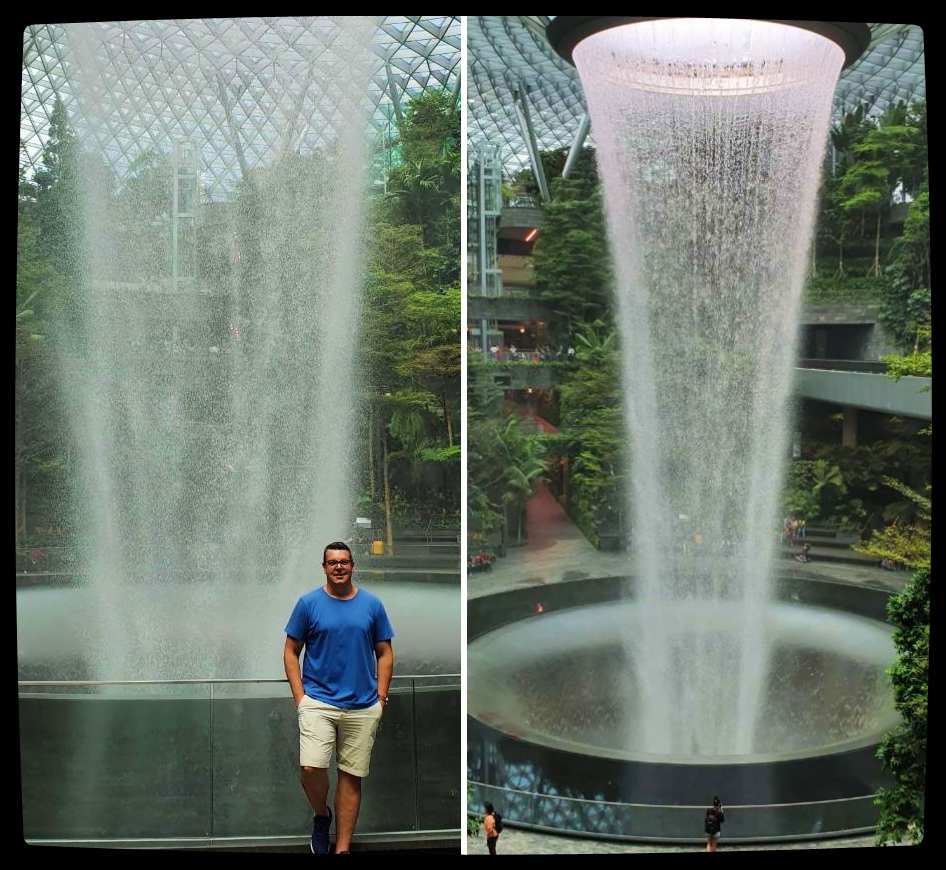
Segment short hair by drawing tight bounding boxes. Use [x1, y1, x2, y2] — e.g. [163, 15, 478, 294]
[322, 541, 353, 564]
[484, 802, 494, 814]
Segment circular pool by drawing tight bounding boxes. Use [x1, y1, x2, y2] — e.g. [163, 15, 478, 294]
[468, 573, 897, 841]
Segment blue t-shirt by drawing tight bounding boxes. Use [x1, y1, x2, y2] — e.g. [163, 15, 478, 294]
[285, 587, 394, 709]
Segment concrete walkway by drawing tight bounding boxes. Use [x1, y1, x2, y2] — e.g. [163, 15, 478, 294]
[468, 481, 629, 600]
[469, 482, 907, 600]
[465, 829, 886, 854]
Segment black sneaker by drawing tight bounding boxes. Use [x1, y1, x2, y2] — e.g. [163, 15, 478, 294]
[310, 808, 332, 854]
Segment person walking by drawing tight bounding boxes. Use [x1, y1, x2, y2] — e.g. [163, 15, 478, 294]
[284, 541, 395, 854]
[704, 796, 725, 852]
[483, 802, 502, 855]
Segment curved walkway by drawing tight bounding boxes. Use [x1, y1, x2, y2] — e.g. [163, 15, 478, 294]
[465, 829, 888, 855]
[468, 481, 629, 600]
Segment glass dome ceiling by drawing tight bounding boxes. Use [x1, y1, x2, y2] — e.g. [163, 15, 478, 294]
[20, 16, 461, 196]
[469, 16, 926, 175]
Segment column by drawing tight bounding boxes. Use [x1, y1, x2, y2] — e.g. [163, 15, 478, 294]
[842, 405, 858, 448]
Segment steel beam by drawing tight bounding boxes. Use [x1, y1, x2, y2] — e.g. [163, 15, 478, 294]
[385, 62, 404, 123]
[562, 113, 590, 179]
[513, 88, 551, 203]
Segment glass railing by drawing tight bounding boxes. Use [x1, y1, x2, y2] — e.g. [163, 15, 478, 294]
[16, 546, 79, 574]
[469, 781, 879, 842]
[19, 675, 459, 847]
[504, 196, 539, 208]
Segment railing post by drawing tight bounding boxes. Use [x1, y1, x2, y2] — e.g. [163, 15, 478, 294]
[209, 680, 215, 838]
[411, 679, 420, 832]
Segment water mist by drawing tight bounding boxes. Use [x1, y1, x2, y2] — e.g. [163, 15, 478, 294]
[52, 18, 377, 680]
[571, 19, 845, 754]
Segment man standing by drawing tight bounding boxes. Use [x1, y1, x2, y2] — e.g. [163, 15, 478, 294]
[284, 541, 395, 854]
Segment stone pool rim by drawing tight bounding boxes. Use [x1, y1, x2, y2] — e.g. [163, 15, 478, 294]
[469, 571, 896, 767]
[468, 571, 895, 821]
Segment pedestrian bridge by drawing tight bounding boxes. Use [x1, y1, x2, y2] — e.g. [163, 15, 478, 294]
[794, 365, 931, 420]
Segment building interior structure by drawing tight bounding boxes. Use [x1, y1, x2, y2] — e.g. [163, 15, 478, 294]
[468, 16, 928, 465]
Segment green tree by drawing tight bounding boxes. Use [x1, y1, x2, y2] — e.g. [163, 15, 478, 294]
[15, 102, 94, 548]
[532, 148, 613, 344]
[782, 461, 821, 521]
[556, 324, 626, 545]
[872, 567, 928, 845]
[468, 354, 546, 544]
[837, 145, 888, 277]
[816, 172, 851, 277]
[829, 103, 875, 166]
[510, 146, 601, 201]
[31, 99, 82, 278]
[112, 149, 173, 280]
[383, 88, 460, 289]
[881, 185, 930, 353]
[15, 209, 56, 547]
[836, 102, 925, 278]
[856, 478, 932, 845]
[855, 480, 929, 845]
[468, 413, 546, 545]
[358, 90, 461, 541]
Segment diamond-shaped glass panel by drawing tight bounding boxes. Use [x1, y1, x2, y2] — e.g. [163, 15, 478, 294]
[470, 17, 925, 175]
[21, 16, 460, 195]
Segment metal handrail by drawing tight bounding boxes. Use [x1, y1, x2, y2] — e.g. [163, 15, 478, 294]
[16, 546, 75, 551]
[18, 675, 459, 687]
[468, 780, 877, 810]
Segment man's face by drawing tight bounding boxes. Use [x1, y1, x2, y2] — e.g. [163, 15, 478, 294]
[323, 548, 354, 587]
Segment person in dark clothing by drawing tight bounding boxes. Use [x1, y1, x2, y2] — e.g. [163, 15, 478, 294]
[704, 796, 725, 851]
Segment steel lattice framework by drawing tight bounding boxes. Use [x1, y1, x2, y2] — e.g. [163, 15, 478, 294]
[21, 16, 460, 197]
[470, 16, 926, 175]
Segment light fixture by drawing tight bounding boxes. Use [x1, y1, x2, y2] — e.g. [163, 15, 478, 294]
[546, 18, 870, 70]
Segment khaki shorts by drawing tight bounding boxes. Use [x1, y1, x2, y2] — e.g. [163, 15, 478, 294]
[297, 695, 383, 777]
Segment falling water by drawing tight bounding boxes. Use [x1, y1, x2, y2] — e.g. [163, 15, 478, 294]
[572, 20, 845, 754]
[49, 18, 377, 680]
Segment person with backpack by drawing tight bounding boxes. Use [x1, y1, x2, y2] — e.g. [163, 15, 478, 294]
[704, 796, 725, 851]
[483, 802, 502, 854]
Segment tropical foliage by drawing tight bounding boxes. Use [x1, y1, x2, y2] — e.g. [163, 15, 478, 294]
[871, 565, 929, 846]
[808, 100, 929, 347]
[467, 356, 546, 548]
[16, 102, 81, 548]
[782, 459, 845, 524]
[554, 325, 627, 545]
[360, 89, 461, 540]
[784, 426, 930, 534]
[854, 480, 930, 845]
[881, 185, 931, 354]
[882, 341, 932, 380]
